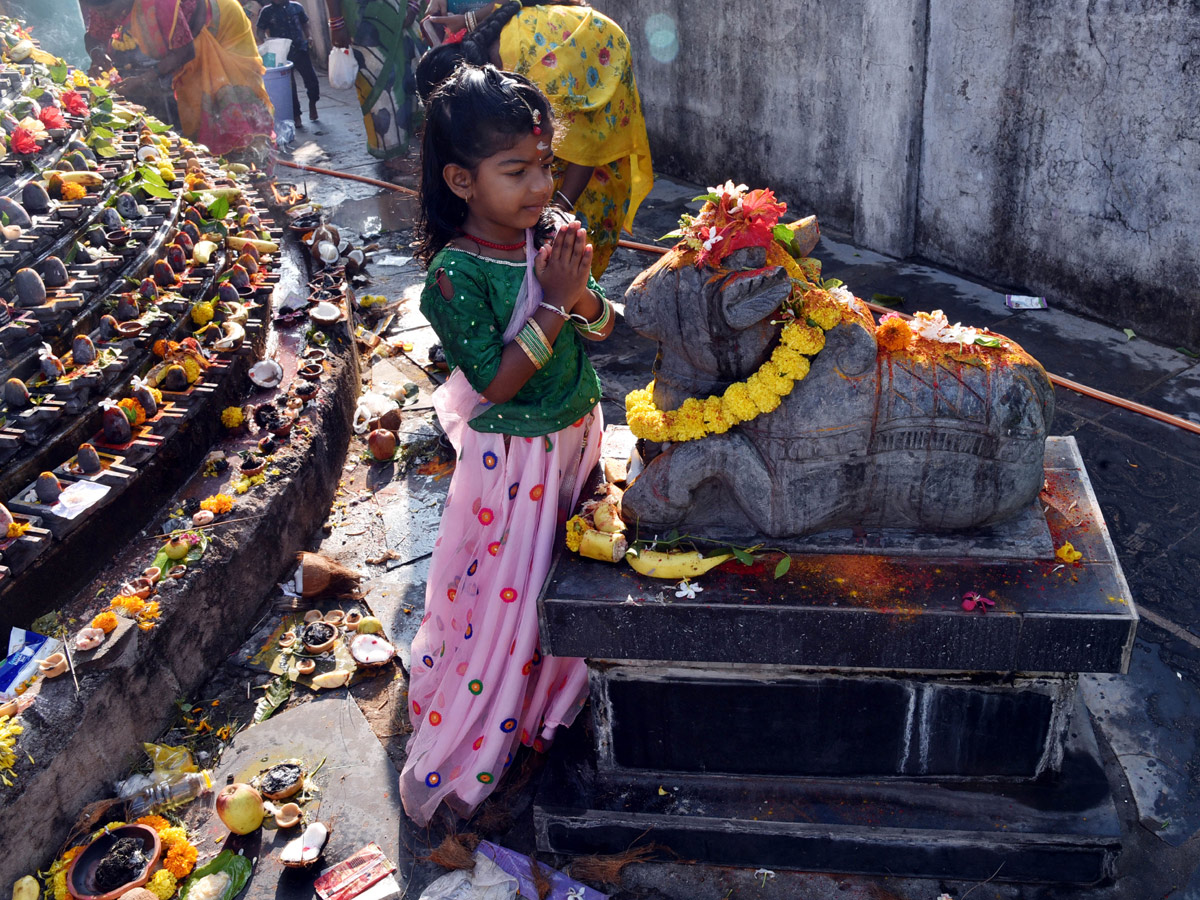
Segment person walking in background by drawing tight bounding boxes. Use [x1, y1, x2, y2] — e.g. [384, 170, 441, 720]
[321, 0, 427, 175]
[80, 0, 274, 157]
[415, 1, 653, 277]
[255, 0, 321, 125]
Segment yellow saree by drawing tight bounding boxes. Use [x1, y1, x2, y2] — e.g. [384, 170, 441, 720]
[499, 5, 653, 276]
[129, 0, 274, 155]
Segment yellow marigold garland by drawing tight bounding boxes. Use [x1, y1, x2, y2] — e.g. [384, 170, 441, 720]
[626, 317, 834, 443]
[111, 594, 147, 617]
[61, 181, 87, 202]
[6, 521, 30, 538]
[135, 814, 170, 832]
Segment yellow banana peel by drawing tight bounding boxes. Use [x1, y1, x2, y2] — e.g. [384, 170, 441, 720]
[625, 548, 732, 580]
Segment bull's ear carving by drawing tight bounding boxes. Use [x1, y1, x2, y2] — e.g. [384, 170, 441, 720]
[721, 264, 793, 330]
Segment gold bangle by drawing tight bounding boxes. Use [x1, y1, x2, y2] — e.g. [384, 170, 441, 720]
[514, 331, 542, 369]
[526, 317, 552, 353]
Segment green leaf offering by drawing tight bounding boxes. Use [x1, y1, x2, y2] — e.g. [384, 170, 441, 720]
[48, 64, 67, 85]
[870, 293, 904, 306]
[140, 181, 175, 200]
[1123, 328, 1137, 341]
[773, 555, 792, 579]
[207, 195, 230, 222]
[973, 335, 1003, 348]
[179, 850, 252, 900]
[731, 547, 754, 566]
[252, 674, 292, 724]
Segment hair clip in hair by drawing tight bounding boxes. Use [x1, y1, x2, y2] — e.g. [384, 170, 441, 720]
[530, 107, 542, 135]
[444, 27, 467, 44]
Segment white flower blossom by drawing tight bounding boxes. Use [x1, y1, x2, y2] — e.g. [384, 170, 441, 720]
[675, 580, 702, 599]
[701, 227, 723, 253]
[707, 180, 748, 201]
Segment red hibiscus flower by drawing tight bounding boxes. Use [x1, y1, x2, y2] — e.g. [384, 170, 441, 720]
[541, 51, 557, 68]
[10, 125, 40, 155]
[38, 106, 67, 130]
[598, 47, 610, 65]
[60, 91, 89, 116]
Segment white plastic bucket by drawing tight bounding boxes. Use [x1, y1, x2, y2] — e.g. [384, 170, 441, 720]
[262, 62, 294, 126]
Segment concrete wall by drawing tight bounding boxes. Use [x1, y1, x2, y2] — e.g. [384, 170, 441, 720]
[603, 0, 1200, 347]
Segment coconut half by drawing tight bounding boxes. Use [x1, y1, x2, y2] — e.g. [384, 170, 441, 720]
[349, 633, 396, 667]
[248, 359, 283, 389]
[280, 821, 328, 867]
[309, 301, 341, 326]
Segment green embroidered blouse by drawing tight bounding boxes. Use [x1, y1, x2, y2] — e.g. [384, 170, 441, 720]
[420, 248, 603, 437]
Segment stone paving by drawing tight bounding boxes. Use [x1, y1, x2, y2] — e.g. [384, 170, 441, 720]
[179, 77, 1200, 900]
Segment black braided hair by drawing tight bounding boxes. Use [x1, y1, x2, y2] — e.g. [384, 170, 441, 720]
[415, 0, 583, 101]
[415, 64, 557, 267]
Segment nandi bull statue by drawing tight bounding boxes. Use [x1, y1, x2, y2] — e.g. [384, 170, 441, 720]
[620, 182, 1055, 539]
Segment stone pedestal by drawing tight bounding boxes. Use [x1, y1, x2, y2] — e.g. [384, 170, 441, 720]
[534, 436, 1135, 884]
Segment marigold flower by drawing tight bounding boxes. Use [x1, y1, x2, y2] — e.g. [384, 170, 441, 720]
[181, 357, 201, 383]
[164, 839, 198, 878]
[220, 406, 243, 428]
[158, 825, 189, 848]
[876, 317, 912, 352]
[146, 868, 176, 900]
[111, 594, 146, 616]
[200, 494, 233, 514]
[118, 397, 147, 426]
[191, 301, 214, 326]
[564, 516, 589, 553]
[135, 814, 170, 833]
[61, 181, 87, 201]
[90, 611, 118, 633]
[782, 321, 825, 356]
[6, 521, 30, 538]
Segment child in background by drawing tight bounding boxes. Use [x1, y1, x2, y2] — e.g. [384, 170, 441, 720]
[256, 0, 321, 123]
[398, 63, 615, 825]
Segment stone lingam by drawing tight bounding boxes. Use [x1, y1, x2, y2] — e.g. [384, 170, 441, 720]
[535, 184, 1135, 885]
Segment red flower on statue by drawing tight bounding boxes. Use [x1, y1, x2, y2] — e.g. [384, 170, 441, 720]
[61, 91, 89, 116]
[10, 125, 40, 155]
[38, 106, 67, 130]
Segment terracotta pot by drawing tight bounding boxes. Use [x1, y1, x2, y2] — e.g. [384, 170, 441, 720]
[67, 825, 162, 900]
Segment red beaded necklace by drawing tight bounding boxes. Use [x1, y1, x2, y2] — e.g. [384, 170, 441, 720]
[462, 231, 525, 252]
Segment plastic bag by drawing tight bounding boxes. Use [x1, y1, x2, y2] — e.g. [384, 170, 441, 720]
[328, 47, 358, 90]
[417, 854, 516, 900]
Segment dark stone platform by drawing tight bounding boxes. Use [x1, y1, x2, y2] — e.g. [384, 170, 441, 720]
[536, 692, 1120, 884]
[540, 437, 1137, 674]
[534, 434, 1135, 883]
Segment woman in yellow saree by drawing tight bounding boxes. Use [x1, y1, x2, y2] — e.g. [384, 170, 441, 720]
[82, 0, 275, 156]
[416, 2, 652, 277]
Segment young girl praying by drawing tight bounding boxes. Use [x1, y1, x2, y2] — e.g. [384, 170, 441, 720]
[399, 63, 615, 826]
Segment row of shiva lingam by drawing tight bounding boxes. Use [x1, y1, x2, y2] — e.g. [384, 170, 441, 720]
[0, 163, 283, 588]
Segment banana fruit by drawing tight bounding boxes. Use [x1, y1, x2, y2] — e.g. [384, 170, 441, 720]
[227, 234, 279, 254]
[624, 548, 733, 580]
[50, 171, 105, 187]
[579, 529, 627, 562]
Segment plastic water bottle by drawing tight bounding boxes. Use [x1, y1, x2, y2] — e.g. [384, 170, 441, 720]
[127, 770, 214, 817]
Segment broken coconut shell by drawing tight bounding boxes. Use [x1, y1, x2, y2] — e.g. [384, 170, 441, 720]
[295, 552, 362, 599]
[280, 822, 328, 867]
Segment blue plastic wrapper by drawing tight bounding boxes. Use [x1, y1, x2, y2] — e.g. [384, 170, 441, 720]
[0, 628, 61, 699]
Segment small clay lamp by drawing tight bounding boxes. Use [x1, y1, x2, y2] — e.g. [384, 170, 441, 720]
[295, 658, 316, 676]
[258, 762, 305, 801]
[302, 348, 327, 362]
[115, 321, 144, 338]
[66, 824, 161, 900]
[241, 455, 265, 476]
[302, 610, 324, 624]
[301, 621, 337, 655]
[298, 362, 323, 381]
[143, 566, 161, 583]
[323, 610, 345, 626]
[275, 803, 303, 829]
[278, 632, 297, 648]
[38, 652, 68, 678]
[343, 611, 363, 631]
[167, 565, 187, 579]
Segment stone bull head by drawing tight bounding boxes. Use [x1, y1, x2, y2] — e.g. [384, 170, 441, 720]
[621, 246, 1055, 539]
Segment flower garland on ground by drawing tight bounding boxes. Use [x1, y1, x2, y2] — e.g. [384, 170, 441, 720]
[625, 181, 854, 443]
[0, 713, 23, 785]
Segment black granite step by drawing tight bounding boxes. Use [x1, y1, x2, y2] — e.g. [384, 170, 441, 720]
[536, 693, 1121, 884]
